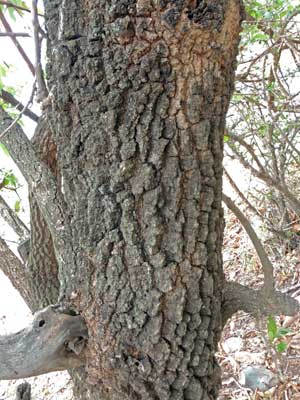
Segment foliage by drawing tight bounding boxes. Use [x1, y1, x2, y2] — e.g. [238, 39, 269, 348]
[267, 316, 290, 353]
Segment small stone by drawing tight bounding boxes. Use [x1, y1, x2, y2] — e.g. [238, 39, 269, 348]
[234, 351, 265, 364]
[240, 366, 278, 392]
[222, 337, 243, 354]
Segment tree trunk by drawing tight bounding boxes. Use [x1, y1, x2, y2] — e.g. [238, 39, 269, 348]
[37, 0, 243, 398]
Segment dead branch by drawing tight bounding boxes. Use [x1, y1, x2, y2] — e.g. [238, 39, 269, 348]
[0, 305, 87, 380]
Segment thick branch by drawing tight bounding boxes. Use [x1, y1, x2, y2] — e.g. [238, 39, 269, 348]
[0, 107, 73, 296]
[0, 237, 34, 308]
[0, 194, 29, 239]
[223, 193, 275, 293]
[0, 306, 87, 380]
[222, 281, 300, 325]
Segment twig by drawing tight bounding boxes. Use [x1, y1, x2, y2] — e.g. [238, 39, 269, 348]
[31, 0, 48, 101]
[0, 80, 36, 140]
[0, 89, 39, 122]
[0, 0, 43, 16]
[0, 9, 35, 75]
[0, 32, 30, 37]
[227, 140, 300, 216]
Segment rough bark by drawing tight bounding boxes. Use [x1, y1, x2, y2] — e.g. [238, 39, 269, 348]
[223, 282, 300, 324]
[0, 306, 87, 380]
[0, 111, 61, 311]
[26, 115, 60, 310]
[42, 0, 243, 399]
[0, 238, 33, 308]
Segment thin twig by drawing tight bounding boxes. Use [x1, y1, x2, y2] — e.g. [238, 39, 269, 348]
[0, 0, 43, 16]
[0, 89, 39, 122]
[0, 9, 35, 75]
[31, 0, 48, 101]
[0, 80, 36, 140]
[0, 32, 30, 37]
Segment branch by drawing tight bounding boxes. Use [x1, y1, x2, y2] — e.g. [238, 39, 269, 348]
[0, 0, 43, 16]
[0, 9, 35, 75]
[0, 107, 73, 297]
[0, 237, 34, 308]
[0, 89, 39, 123]
[0, 32, 30, 37]
[31, 0, 48, 101]
[0, 306, 87, 380]
[223, 193, 275, 293]
[227, 135, 300, 215]
[0, 81, 36, 138]
[0, 194, 29, 239]
[222, 281, 300, 325]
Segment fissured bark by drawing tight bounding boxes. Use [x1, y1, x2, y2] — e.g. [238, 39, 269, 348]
[41, 0, 243, 398]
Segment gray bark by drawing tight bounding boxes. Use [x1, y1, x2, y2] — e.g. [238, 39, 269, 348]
[41, 0, 244, 398]
[0, 306, 87, 380]
[0, 0, 298, 397]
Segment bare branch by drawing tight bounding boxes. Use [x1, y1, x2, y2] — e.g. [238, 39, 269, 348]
[227, 138, 300, 215]
[0, 89, 39, 123]
[31, 0, 48, 101]
[0, 9, 35, 75]
[0, 81, 36, 139]
[0, 32, 30, 37]
[222, 193, 275, 293]
[0, 194, 29, 239]
[0, 306, 87, 380]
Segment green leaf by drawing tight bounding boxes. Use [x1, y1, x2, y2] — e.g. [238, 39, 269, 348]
[3, 172, 17, 187]
[14, 199, 21, 213]
[267, 316, 277, 342]
[276, 342, 288, 353]
[277, 327, 291, 337]
[0, 143, 10, 156]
